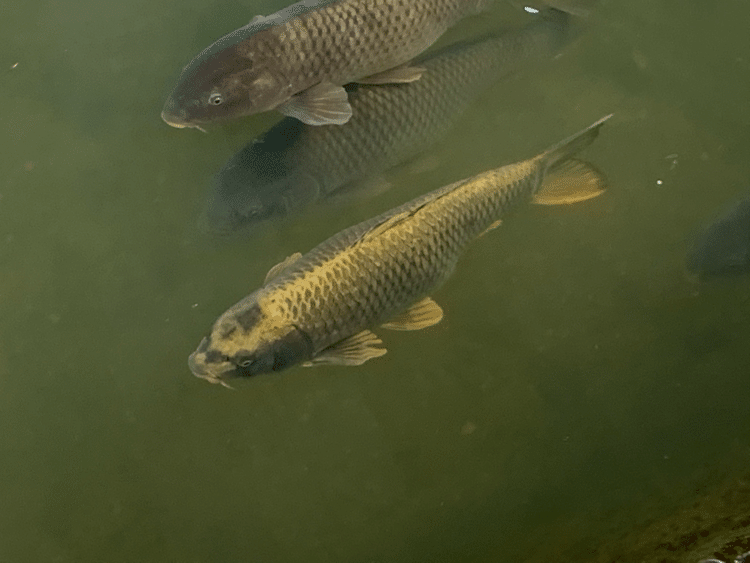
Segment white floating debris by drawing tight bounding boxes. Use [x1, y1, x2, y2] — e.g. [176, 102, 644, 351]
[524, 6, 540, 13]
[11, 62, 19, 69]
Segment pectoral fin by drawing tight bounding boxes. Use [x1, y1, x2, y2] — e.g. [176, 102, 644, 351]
[277, 82, 352, 125]
[264, 252, 302, 284]
[381, 297, 444, 331]
[533, 159, 607, 205]
[357, 65, 426, 84]
[303, 330, 387, 366]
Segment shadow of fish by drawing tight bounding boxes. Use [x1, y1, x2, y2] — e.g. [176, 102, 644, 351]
[687, 195, 750, 279]
[202, 8, 580, 235]
[161, 0, 496, 129]
[188, 114, 610, 386]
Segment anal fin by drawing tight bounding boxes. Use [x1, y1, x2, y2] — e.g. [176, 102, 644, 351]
[382, 297, 443, 331]
[303, 330, 387, 366]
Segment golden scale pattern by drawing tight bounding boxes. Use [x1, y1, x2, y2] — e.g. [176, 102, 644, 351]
[254, 157, 542, 354]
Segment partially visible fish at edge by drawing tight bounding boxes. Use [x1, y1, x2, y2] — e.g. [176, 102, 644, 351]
[203, 8, 581, 235]
[188, 114, 611, 385]
[687, 194, 750, 279]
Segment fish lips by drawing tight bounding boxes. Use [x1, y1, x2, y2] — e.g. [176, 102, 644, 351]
[161, 105, 194, 129]
[161, 93, 206, 130]
[188, 337, 238, 384]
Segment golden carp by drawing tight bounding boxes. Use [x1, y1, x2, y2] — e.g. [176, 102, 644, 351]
[188, 115, 611, 385]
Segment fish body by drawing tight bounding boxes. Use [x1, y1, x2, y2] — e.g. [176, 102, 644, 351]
[161, 0, 492, 128]
[204, 9, 576, 234]
[687, 195, 750, 278]
[188, 115, 610, 385]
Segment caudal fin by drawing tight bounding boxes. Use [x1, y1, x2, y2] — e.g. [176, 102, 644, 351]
[532, 159, 607, 205]
[531, 114, 612, 205]
[541, 113, 612, 172]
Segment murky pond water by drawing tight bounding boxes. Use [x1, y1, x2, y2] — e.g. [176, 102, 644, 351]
[2, 0, 748, 561]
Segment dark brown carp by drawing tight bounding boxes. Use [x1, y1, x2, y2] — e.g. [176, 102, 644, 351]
[161, 0, 494, 129]
[188, 115, 611, 385]
[203, 8, 579, 234]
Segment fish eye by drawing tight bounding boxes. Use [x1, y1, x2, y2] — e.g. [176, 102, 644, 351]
[208, 93, 223, 105]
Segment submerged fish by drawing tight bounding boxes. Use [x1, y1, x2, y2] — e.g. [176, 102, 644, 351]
[188, 115, 611, 385]
[204, 8, 578, 234]
[161, 0, 494, 129]
[687, 195, 750, 278]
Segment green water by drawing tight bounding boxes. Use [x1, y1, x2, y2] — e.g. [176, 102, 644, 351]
[2, 1, 749, 561]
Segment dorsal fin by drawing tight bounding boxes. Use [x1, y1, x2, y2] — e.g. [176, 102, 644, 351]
[264, 252, 302, 284]
[357, 210, 413, 243]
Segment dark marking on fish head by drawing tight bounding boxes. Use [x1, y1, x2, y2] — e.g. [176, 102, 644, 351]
[235, 303, 262, 331]
[227, 301, 312, 375]
[232, 326, 314, 376]
[189, 294, 314, 385]
[188, 296, 264, 384]
[188, 334, 238, 385]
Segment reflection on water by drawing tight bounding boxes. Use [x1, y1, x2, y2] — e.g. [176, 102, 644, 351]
[1, 0, 749, 561]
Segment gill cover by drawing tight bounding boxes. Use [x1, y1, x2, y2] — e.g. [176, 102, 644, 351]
[235, 326, 315, 376]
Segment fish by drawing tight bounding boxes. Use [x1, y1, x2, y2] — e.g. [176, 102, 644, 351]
[161, 0, 495, 129]
[188, 114, 611, 385]
[203, 8, 579, 234]
[686, 195, 750, 279]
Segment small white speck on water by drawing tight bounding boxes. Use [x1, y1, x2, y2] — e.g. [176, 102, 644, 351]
[523, 6, 539, 13]
[11, 62, 19, 69]
[664, 153, 679, 170]
[192, 303, 199, 308]
[656, 179, 663, 185]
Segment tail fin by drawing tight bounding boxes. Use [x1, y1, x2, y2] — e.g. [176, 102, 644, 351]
[530, 114, 612, 205]
[533, 159, 607, 204]
[541, 113, 612, 172]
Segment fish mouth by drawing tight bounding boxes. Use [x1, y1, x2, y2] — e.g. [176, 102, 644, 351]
[188, 338, 236, 387]
[160, 99, 205, 130]
[161, 108, 191, 129]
